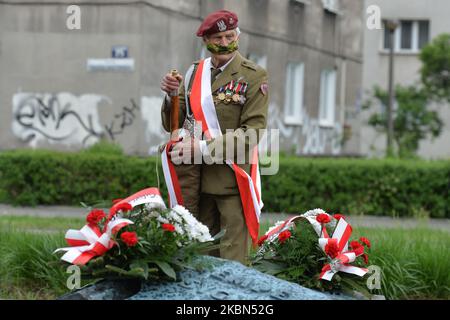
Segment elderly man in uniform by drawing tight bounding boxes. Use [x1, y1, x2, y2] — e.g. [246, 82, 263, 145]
[160, 10, 269, 264]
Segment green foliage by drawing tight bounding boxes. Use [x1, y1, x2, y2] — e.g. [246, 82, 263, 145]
[0, 150, 449, 218]
[261, 157, 450, 218]
[420, 33, 450, 102]
[352, 227, 450, 300]
[0, 227, 72, 299]
[0, 149, 165, 206]
[82, 140, 125, 156]
[366, 85, 443, 158]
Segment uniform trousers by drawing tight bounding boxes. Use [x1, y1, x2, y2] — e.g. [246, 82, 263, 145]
[197, 192, 249, 264]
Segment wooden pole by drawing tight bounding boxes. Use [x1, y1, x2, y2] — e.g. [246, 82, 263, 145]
[170, 69, 180, 139]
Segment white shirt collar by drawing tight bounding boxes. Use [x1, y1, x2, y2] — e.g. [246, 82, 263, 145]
[212, 53, 237, 72]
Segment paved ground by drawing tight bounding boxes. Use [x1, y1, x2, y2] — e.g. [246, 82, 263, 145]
[1, 204, 449, 231]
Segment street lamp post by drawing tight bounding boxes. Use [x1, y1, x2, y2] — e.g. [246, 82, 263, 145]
[385, 19, 398, 157]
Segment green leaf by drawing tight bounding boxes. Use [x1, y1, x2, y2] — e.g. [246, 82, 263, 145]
[130, 261, 149, 280]
[213, 229, 226, 241]
[154, 261, 176, 280]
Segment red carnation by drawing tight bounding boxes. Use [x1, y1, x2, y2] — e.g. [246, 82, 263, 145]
[162, 223, 176, 232]
[257, 234, 269, 246]
[362, 253, 369, 265]
[325, 241, 340, 259]
[86, 209, 106, 225]
[333, 214, 346, 221]
[350, 240, 362, 250]
[360, 237, 371, 248]
[278, 230, 291, 244]
[316, 214, 331, 224]
[120, 231, 138, 247]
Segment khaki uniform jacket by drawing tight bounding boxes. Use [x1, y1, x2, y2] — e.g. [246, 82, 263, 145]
[161, 52, 269, 195]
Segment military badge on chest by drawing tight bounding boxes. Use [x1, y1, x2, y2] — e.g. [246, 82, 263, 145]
[214, 80, 248, 106]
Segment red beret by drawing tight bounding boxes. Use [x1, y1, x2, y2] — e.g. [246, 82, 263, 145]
[196, 10, 238, 37]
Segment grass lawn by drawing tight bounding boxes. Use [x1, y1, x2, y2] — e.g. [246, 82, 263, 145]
[0, 215, 449, 300]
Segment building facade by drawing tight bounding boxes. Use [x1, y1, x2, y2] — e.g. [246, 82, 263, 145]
[0, 0, 365, 156]
[362, 0, 450, 159]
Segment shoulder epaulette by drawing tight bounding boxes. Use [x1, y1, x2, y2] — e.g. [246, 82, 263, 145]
[241, 59, 258, 71]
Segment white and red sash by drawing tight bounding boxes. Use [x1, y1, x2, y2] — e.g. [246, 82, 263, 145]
[162, 57, 263, 245]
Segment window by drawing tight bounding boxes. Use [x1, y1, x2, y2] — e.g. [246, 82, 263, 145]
[319, 69, 336, 127]
[321, 0, 339, 14]
[284, 62, 305, 125]
[383, 20, 429, 52]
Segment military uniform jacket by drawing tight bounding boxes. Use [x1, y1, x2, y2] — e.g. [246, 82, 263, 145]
[161, 52, 269, 195]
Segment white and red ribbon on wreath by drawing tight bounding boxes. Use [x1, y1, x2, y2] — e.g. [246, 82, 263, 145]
[318, 218, 368, 281]
[54, 188, 166, 265]
[161, 57, 263, 245]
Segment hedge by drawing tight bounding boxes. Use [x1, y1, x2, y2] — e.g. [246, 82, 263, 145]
[0, 150, 449, 218]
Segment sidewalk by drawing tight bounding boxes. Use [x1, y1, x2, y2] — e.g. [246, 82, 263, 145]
[1, 204, 449, 231]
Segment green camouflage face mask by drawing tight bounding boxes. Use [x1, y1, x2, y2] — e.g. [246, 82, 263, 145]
[206, 41, 239, 55]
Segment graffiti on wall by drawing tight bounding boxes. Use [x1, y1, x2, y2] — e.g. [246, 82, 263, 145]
[267, 103, 343, 155]
[11, 92, 343, 155]
[11, 92, 158, 149]
[12, 92, 108, 148]
[104, 99, 140, 141]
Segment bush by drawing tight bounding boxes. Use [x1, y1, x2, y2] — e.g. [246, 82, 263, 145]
[82, 140, 125, 156]
[0, 150, 449, 218]
[262, 157, 450, 218]
[0, 149, 166, 207]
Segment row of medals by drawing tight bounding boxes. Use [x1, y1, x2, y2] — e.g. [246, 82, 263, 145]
[214, 81, 247, 105]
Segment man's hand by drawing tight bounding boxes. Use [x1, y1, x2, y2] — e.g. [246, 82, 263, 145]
[161, 73, 183, 95]
[169, 137, 202, 165]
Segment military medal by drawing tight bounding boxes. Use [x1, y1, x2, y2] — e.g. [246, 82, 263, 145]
[224, 80, 233, 104]
[239, 82, 248, 105]
[214, 87, 225, 104]
[231, 81, 240, 103]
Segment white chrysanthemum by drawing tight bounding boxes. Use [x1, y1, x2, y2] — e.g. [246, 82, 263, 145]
[302, 208, 327, 218]
[266, 220, 285, 235]
[168, 209, 183, 224]
[147, 210, 160, 218]
[157, 216, 169, 224]
[145, 202, 166, 211]
[174, 223, 184, 235]
[170, 205, 213, 242]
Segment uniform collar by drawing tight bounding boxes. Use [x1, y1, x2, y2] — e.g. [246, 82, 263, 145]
[212, 53, 237, 72]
